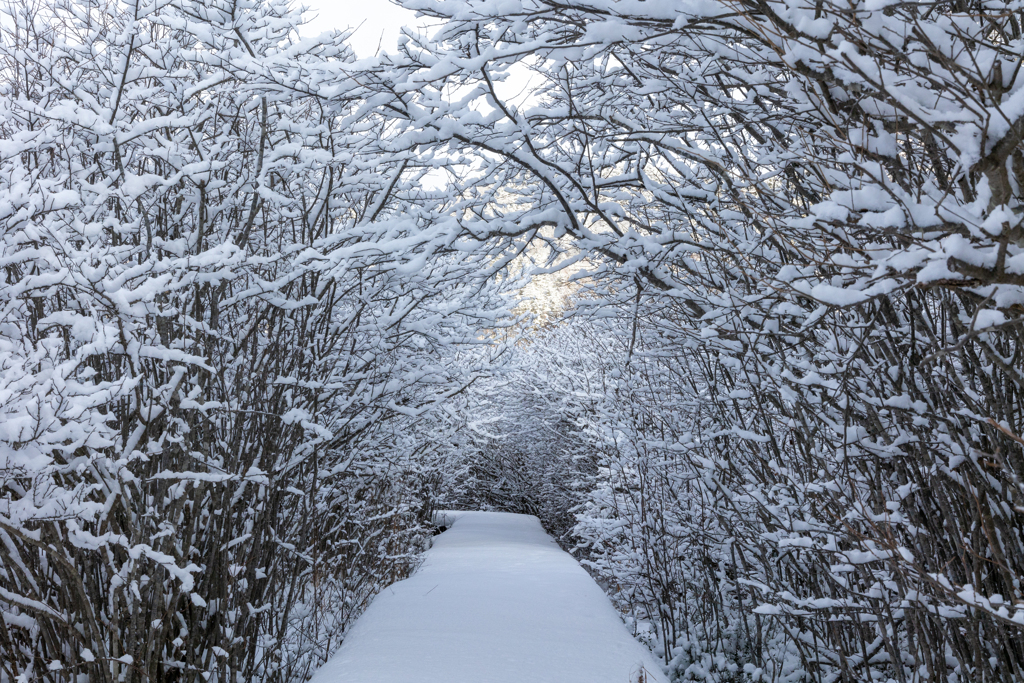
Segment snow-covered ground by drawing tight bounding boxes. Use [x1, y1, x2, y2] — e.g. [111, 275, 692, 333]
[309, 511, 666, 683]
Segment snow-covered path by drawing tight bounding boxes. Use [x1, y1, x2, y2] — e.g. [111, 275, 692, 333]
[309, 511, 666, 683]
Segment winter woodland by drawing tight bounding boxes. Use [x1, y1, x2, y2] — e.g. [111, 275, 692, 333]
[1, 0, 1023, 681]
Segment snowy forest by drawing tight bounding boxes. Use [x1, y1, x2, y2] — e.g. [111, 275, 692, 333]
[2, 0, 1024, 681]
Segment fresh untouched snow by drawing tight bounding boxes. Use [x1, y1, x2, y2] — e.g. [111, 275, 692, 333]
[309, 511, 666, 683]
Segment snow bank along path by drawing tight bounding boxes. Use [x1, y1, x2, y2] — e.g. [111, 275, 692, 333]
[310, 511, 666, 683]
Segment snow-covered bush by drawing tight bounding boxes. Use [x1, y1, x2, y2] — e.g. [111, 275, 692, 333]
[438, 325, 600, 542]
[0, 1, 514, 681]
[382, 0, 1024, 680]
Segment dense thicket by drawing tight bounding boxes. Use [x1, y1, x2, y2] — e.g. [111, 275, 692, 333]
[376, 0, 1024, 681]
[439, 322, 599, 542]
[5, 0, 1024, 682]
[0, 1, 516, 681]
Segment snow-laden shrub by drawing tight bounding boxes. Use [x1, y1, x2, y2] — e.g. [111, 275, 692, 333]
[381, 0, 1024, 679]
[0, 1, 515, 681]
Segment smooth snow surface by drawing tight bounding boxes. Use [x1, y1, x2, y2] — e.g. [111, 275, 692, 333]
[310, 511, 666, 683]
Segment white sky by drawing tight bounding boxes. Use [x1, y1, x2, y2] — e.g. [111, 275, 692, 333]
[299, 0, 424, 58]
